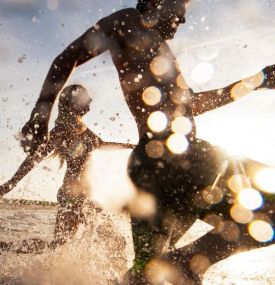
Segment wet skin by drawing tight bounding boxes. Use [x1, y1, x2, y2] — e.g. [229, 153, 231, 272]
[18, 2, 275, 284]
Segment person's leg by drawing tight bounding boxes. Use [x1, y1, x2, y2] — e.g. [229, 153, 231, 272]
[160, 160, 275, 284]
[160, 220, 274, 285]
[126, 138, 208, 283]
[52, 187, 85, 246]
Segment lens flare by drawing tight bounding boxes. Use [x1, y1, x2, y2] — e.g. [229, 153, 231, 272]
[147, 111, 168, 133]
[254, 167, 275, 194]
[166, 134, 189, 154]
[171, 116, 192, 135]
[248, 220, 274, 242]
[237, 188, 263, 210]
[142, 86, 162, 106]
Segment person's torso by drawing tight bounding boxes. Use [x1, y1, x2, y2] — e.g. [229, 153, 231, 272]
[100, 8, 195, 141]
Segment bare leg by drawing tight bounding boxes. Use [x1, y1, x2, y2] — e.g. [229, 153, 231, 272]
[51, 187, 85, 247]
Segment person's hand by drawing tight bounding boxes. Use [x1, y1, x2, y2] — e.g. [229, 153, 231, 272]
[20, 119, 48, 155]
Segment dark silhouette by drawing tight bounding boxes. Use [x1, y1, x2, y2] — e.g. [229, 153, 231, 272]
[0, 84, 133, 248]
[15, 0, 275, 283]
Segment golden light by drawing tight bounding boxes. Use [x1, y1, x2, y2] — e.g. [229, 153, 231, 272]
[171, 116, 192, 135]
[145, 258, 183, 285]
[166, 134, 189, 154]
[145, 140, 165, 158]
[150, 56, 171, 76]
[242, 72, 264, 89]
[254, 167, 275, 194]
[169, 88, 191, 105]
[128, 191, 156, 219]
[237, 188, 263, 210]
[248, 220, 274, 242]
[230, 81, 254, 100]
[201, 186, 224, 205]
[230, 204, 254, 224]
[147, 111, 168, 133]
[142, 86, 162, 106]
[227, 174, 250, 193]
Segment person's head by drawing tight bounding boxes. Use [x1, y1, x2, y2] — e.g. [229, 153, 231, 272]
[51, 85, 92, 166]
[58, 84, 92, 120]
[137, 0, 188, 39]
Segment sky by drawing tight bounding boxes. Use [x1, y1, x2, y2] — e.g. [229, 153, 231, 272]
[0, 0, 275, 202]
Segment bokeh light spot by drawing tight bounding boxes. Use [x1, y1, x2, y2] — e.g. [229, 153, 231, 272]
[248, 220, 274, 242]
[220, 221, 240, 241]
[230, 82, 253, 100]
[191, 62, 215, 84]
[147, 111, 168, 133]
[150, 56, 171, 76]
[171, 116, 192, 135]
[145, 258, 183, 285]
[166, 134, 189, 154]
[254, 167, 275, 194]
[230, 204, 253, 224]
[142, 86, 162, 106]
[238, 188, 263, 210]
[189, 255, 211, 275]
[227, 174, 250, 193]
[128, 191, 156, 219]
[145, 140, 164, 158]
[202, 186, 224, 205]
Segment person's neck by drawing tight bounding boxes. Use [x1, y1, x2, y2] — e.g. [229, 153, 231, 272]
[56, 115, 87, 134]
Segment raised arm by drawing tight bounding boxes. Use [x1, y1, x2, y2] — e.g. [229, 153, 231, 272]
[192, 64, 275, 116]
[21, 18, 111, 153]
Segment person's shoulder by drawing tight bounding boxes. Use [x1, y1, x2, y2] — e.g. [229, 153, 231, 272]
[99, 7, 140, 27]
[110, 7, 140, 20]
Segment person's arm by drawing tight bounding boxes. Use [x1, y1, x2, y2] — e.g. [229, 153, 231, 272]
[99, 141, 136, 150]
[86, 129, 136, 150]
[192, 64, 275, 116]
[21, 18, 111, 153]
[0, 140, 55, 197]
